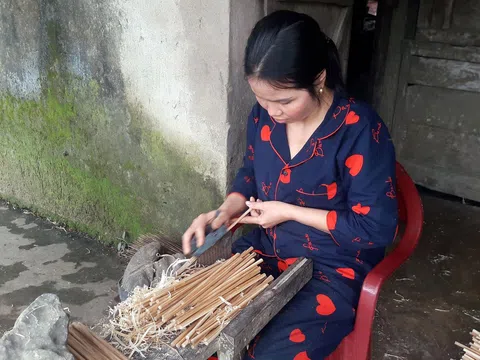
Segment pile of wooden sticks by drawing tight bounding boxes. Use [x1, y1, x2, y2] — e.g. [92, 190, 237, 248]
[67, 322, 128, 360]
[456, 329, 480, 359]
[106, 246, 273, 354]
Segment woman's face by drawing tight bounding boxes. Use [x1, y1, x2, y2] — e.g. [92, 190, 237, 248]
[248, 77, 320, 124]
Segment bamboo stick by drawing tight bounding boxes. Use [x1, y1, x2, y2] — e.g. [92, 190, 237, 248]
[172, 273, 266, 329]
[160, 253, 245, 323]
[178, 273, 268, 335]
[203, 326, 223, 346]
[456, 342, 480, 359]
[181, 312, 212, 343]
[67, 331, 98, 359]
[67, 343, 88, 360]
[142, 263, 219, 307]
[106, 247, 272, 353]
[174, 263, 261, 323]
[184, 258, 262, 311]
[72, 323, 128, 360]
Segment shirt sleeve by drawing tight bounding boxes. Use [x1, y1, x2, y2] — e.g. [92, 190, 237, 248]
[228, 105, 259, 200]
[327, 116, 398, 250]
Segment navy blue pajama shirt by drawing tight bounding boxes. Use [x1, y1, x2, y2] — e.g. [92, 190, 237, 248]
[229, 93, 398, 360]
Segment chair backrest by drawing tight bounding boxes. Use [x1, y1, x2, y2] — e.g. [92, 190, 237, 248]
[326, 162, 424, 360]
[393, 162, 424, 255]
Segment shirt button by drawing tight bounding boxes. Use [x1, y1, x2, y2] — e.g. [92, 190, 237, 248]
[282, 170, 288, 176]
[277, 249, 281, 254]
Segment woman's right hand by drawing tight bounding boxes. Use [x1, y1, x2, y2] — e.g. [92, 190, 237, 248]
[181, 209, 232, 255]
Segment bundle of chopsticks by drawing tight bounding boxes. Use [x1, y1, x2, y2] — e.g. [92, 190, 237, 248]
[105, 246, 273, 356]
[67, 322, 128, 360]
[456, 329, 480, 359]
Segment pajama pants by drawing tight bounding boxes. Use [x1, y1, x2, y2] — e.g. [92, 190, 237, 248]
[233, 237, 357, 360]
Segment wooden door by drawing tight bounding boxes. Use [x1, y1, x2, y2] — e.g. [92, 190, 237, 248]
[392, 0, 480, 201]
[264, 0, 354, 79]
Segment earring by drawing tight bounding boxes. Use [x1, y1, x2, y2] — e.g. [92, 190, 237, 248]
[319, 88, 324, 94]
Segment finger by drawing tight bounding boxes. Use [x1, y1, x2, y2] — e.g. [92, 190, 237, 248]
[253, 198, 263, 216]
[194, 225, 206, 249]
[245, 201, 264, 211]
[182, 226, 195, 255]
[238, 216, 261, 225]
[211, 211, 229, 230]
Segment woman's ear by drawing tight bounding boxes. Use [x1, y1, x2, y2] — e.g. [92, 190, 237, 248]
[314, 69, 327, 91]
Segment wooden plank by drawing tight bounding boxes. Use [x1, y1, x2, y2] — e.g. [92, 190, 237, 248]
[398, 159, 480, 202]
[405, 0, 421, 39]
[416, 0, 435, 29]
[450, 0, 480, 31]
[406, 84, 480, 131]
[391, 40, 414, 152]
[335, 6, 352, 81]
[408, 56, 480, 93]
[442, 0, 455, 29]
[142, 339, 219, 360]
[177, 338, 220, 360]
[217, 258, 313, 359]
[410, 41, 480, 64]
[397, 120, 480, 182]
[372, 0, 410, 130]
[416, 28, 480, 47]
[331, 5, 348, 45]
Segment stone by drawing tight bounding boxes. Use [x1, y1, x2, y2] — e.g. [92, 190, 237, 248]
[0, 293, 74, 360]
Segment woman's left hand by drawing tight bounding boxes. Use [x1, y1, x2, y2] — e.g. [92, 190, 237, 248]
[239, 199, 292, 228]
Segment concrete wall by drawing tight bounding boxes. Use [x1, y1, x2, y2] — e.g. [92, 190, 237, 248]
[226, 0, 264, 188]
[0, 0, 237, 242]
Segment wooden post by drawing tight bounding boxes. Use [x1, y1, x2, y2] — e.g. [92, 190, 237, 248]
[216, 258, 313, 360]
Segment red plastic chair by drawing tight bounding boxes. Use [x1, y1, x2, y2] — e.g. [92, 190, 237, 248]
[325, 161, 424, 360]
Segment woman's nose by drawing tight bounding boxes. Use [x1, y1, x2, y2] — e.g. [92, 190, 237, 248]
[266, 104, 282, 117]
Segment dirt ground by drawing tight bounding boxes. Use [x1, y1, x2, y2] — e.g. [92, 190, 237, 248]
[1, 190, 479, 359]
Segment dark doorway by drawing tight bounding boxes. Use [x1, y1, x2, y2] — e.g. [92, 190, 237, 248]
[346, 0, 378, 103]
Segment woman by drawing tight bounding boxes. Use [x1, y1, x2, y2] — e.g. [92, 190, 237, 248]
[182, 10, 398, 360]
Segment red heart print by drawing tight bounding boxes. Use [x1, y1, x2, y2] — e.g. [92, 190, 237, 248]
[316, 294, 336, 316]
[336, 268, 355, 280]
[261, 125, 271, 141]
[326, 211, 337, 230]
[293, 351, 311, 360]
[352, 203, 371, 215]
[277, 260, 287, 272]
[285, 257, 298, 265]
[345, 154, 364, 177]
[278, 257, 298, 272]
[280, 168, 291, 184]
[289, 328, 306, 343]
[324, 182, 337, 200]
[346, 111, 360, 125]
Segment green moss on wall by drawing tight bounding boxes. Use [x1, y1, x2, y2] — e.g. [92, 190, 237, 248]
[0, 73, 222, 244]
[0, 14, 224, 244]
[0, 77, 223, 242]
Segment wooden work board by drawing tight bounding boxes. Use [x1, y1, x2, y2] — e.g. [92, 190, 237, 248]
[138, 257, 313, 360]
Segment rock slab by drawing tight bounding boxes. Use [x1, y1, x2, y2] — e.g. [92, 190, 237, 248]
[0, 293, 74, 360]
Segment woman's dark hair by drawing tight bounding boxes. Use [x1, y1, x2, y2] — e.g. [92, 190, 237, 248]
[244, 10, 345, 98]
